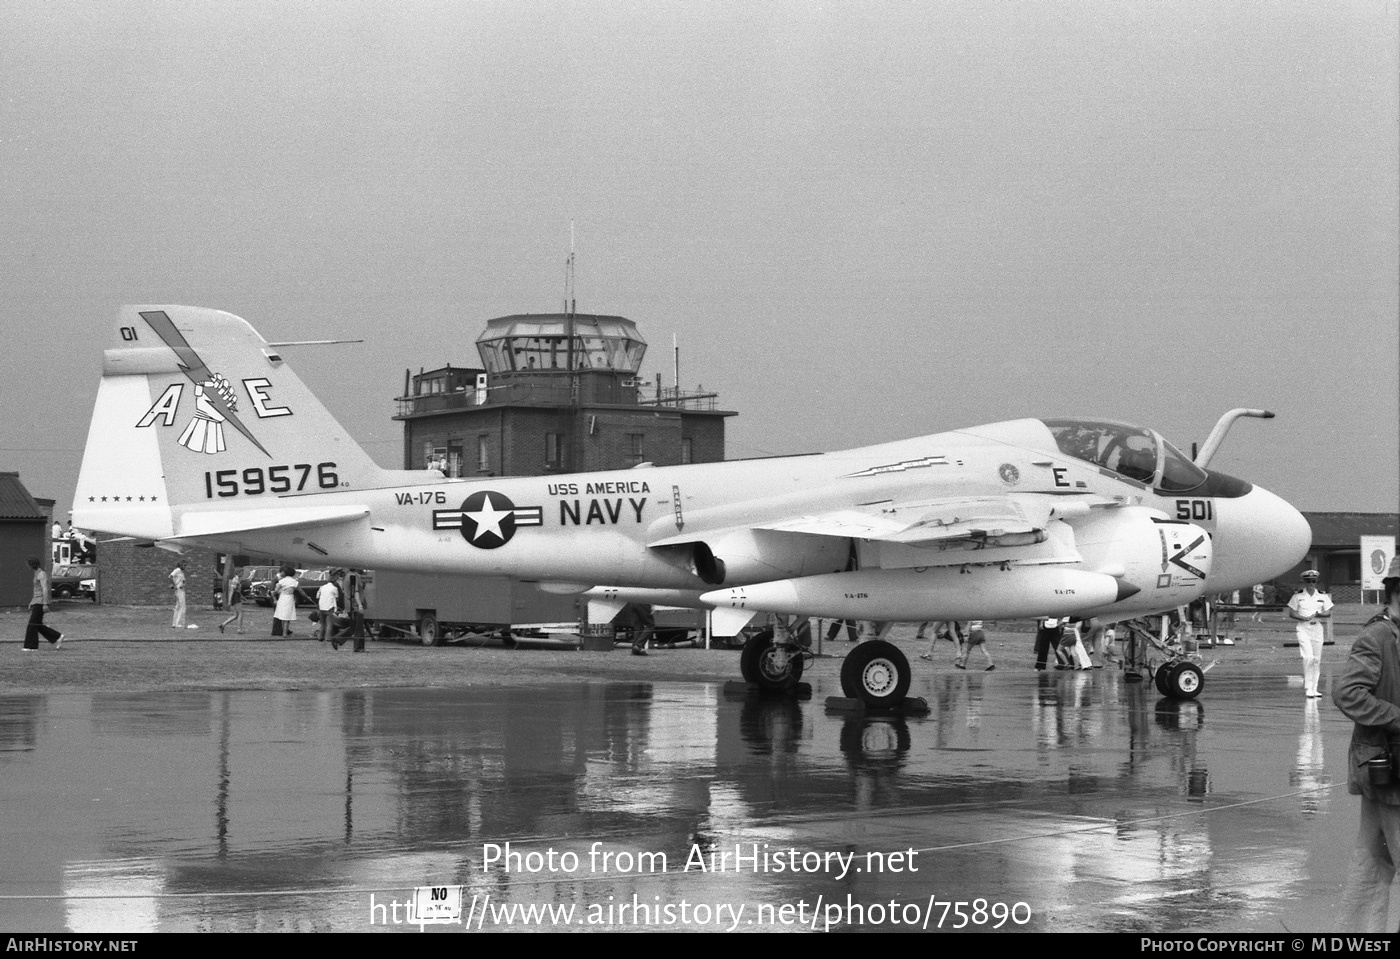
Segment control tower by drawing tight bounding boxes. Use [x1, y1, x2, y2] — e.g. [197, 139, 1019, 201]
[394, 312, 734, 477]
[479, 313, 643, 372]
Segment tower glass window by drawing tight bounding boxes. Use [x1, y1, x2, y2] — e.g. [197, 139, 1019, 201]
[476, 315, 647, 374]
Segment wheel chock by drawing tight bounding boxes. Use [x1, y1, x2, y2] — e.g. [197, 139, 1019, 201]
[722, 681, 812, 699]
[823, 695, 930, 716]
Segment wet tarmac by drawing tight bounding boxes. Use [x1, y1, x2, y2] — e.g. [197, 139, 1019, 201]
[0, 666, 1361, 933]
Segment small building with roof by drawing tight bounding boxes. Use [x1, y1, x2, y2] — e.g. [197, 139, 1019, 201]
[394, 312, 734, 476]
[0, 473, 55, 606]
[1289, 511, 1400, 603]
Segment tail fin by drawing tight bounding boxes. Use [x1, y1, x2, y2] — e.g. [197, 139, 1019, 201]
[74, 305, 417, 538]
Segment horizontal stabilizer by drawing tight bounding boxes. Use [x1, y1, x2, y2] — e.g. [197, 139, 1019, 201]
[174, 505, 369, 539]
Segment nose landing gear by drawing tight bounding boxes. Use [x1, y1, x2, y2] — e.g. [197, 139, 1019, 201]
[1123, 617, 1211, 700]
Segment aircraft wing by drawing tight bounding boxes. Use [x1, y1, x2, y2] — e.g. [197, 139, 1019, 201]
[753, 495, 1056, 547]
[647, 491, 1128, 573]
[665, 493, 1122, 549]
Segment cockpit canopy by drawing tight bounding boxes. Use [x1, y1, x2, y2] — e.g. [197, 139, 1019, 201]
[1042, 419, 1208, 492]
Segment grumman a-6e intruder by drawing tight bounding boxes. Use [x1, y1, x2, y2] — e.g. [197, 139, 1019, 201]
[75, 306, 1311, 707]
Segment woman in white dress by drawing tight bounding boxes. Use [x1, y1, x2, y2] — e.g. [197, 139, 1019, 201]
[272, 565, 299, 636]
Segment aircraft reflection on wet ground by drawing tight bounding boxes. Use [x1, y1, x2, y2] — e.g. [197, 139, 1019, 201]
[0, 669, 1356, 933]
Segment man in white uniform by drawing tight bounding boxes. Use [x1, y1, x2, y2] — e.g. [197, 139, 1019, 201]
[169, 560, 188, 629]
[1288, 569, 1333, 699]
[317, 570, 343, 646]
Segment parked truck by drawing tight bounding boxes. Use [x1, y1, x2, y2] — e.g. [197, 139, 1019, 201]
[365, 570, 581, 646]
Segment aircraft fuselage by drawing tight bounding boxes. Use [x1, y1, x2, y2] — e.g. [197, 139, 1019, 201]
[73, 306, 1311, 628]
[163, 421, 1305, 624]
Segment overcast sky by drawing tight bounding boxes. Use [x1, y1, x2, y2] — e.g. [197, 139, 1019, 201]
[3, 0, 1396, 522]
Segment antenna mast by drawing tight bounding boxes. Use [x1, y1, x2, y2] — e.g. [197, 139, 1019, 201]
[564, 221, 576, 376]
[564, 223, 579, 470]
[564, 220, 576, 316]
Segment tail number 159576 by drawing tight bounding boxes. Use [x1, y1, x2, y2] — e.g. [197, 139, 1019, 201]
[204, 463, 340, 498]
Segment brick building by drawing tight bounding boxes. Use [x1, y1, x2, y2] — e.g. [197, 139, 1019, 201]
[96, 541, 223, 609]
[0, 473, 53, 606]
[394, 313, 733, 476]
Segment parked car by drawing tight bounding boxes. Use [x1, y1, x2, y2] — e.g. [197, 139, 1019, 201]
[50, 564, 97, 600]
[294, 568, 331, 607]
[241, 565, 334, 608]
[241, 566, 281, 607]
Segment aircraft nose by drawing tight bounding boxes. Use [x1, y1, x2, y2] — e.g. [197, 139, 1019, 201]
[1273, 490, 1314, 568]
[1212, 484, 1312, 589]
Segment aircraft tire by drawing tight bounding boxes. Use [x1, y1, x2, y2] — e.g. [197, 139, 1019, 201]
[1166, 661, 1204, 700]
[741, 630, 803, 692]
[1154, 697, 1205, 731]
[1154, 664, 1173, 696]
[739, 628, 773, 683]
[838, 718, 912, 763]
[418, 612, 442, 647]
[840, 641, 910, 709]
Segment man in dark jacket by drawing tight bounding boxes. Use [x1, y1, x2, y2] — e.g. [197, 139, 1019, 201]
[623, 603, 655, 657]
[1334, 556, 1400, 931]
[1033, 618, 1063, 671]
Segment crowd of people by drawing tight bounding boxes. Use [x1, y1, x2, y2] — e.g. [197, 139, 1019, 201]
[916, 620, 995, 671]
[170, 562, 372, 651]
[51, 521, 94, 564]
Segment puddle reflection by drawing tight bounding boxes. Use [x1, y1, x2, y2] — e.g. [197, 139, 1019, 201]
[0, 671, 1358, 932]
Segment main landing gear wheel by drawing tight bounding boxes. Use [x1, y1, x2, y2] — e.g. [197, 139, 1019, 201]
[739, 629, 804, 692]
[1154, 664, 1173, 696]
[1164, 661, 1204, 700]
[739, 629, 771, 683]
[840, 640, 911, 709]
[418, 612, 442, 647]
[838, 718, 912, 762]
